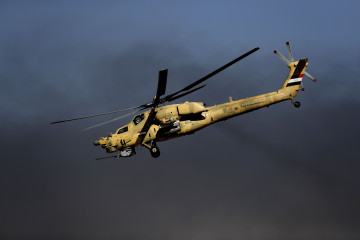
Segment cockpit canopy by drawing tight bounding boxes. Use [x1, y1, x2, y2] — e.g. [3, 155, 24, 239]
[132, 113, 145, 125]
[117, 126, 128, 134]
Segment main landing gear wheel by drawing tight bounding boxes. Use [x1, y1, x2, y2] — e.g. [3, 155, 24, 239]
[293, 101, 301, 108]
[150, 146, 160, 158]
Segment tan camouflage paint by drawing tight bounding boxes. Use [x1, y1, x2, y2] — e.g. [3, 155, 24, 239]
[97, 59, 308, 153]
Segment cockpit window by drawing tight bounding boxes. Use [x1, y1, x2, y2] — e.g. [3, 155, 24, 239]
[133, 113, 145, 125]
[117, 126, 128, 134]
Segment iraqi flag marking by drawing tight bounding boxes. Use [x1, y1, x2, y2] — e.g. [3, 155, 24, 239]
[287, 74, 304, 87]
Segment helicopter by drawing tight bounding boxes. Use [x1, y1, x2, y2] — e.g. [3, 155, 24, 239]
[51, 42, 316, 159]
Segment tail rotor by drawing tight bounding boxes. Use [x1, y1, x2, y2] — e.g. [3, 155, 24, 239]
[274, 42, 316, 91]
[286, 41, 295, 62]
[304, 71, 316, 82]
[274, 49, 291, 65]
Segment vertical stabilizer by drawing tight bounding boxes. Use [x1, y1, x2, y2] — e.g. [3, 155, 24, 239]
[281, 58, 308, 90]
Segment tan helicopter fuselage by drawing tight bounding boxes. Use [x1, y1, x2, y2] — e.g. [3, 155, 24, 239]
[97, 60, 306, 153]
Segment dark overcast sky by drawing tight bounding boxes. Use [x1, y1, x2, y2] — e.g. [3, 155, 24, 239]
[1, 1, 360, 239]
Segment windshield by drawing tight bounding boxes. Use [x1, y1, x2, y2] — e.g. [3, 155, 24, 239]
[133, 113, 145, 125]
[117, 126, 128, 134]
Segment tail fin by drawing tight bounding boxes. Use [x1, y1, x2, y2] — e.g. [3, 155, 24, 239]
[281, 58, 308, 90]
[274, 42, 316, 91]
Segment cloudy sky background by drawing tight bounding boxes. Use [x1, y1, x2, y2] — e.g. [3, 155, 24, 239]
[1, 1, 360, 239]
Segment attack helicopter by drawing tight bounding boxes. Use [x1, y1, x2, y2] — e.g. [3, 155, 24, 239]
[51, 42, 316, 159]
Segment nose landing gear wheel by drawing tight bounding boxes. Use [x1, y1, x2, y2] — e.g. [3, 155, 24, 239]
[150, 146, 160, 158]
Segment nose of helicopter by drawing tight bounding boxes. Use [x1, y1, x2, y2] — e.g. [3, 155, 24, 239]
[94, 137, 117, 153]
[94, 138, 107, 148]
[106, 146, 117, 153]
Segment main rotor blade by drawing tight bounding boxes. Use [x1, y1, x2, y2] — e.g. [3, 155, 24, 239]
[153, 69, 168, 106]
[156, 69, 168, 98]
[136, 108, 157, 144]
[162, 47, 260, 102]
[83, 109, 142, 131]
[51, 106, 142, 124]
[166, 84, 207, 102]
[96, 154, 121, 160]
